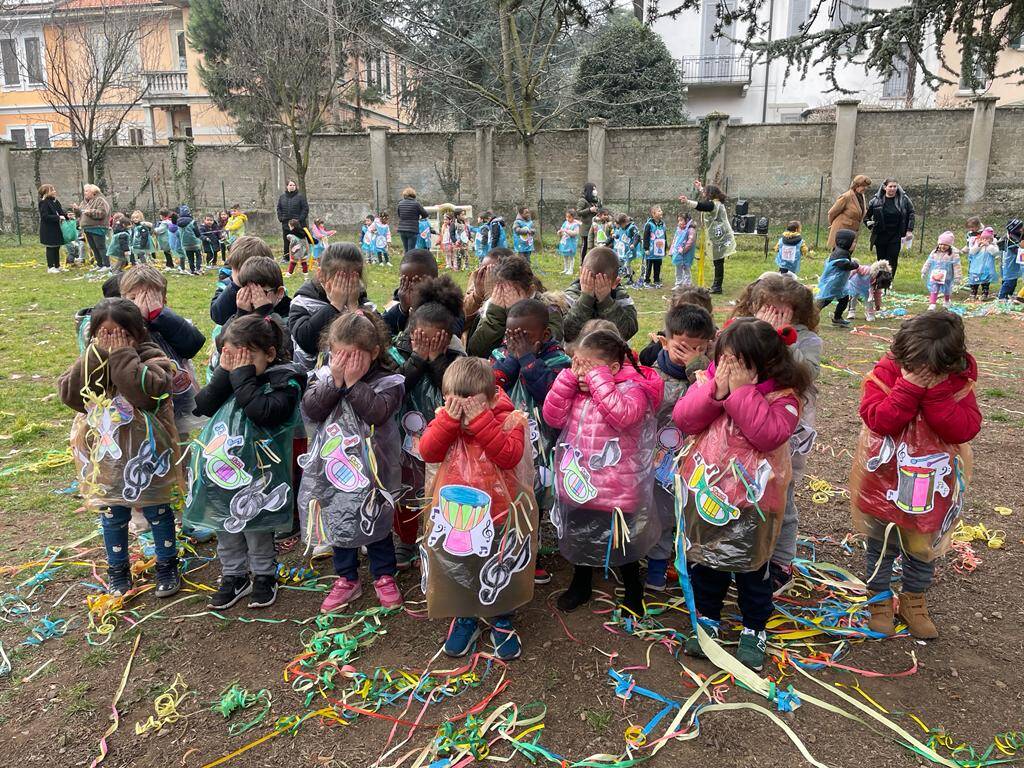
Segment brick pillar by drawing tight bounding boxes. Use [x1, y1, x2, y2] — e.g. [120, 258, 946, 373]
[830, 99, 859, 199]
[964, 95, 998, 204]
[475, 124, 494, 212]
[368, 125, 389, 212]
[0, 139, 15, 228]
[587, 118, 607, 196]
[705, 112, 728, 186]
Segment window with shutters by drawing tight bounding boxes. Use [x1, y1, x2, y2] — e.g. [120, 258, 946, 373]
[127, 127, 145, 146]
[9, 128, 26, 148]
[787, 0, 809, 37]
[0, 39, 17, 86]
[831, 0, 865, 51]
[24, 38, 43, 83]
[701, 0, 736, 58]
[33, 127, 50, 148]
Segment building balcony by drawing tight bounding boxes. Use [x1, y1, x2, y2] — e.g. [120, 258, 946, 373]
[679, 55, 752, 87]
[142, 70, 188, 96]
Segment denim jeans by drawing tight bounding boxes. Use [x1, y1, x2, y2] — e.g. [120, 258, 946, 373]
[100, 504, 176, 565]
[332, 533, 397, 580]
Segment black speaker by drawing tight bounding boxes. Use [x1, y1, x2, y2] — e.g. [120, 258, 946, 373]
[732, 215, 745, 232]
[735, 214, 755, 233]
[735, 199, 749, 216]
[756, 216, 770, 235]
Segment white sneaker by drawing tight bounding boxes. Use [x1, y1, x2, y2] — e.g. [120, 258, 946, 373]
[928, 303, 936, 311]
[865, 309, 875, 321]
[846, 309, 855, 320]
[47, 267, 59, 274]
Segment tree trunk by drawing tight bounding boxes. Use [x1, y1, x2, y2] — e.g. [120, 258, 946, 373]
[633, 0, 644, 22]
[904, 54, 917, 109]
[520, 134, 539, 213]
[293, 141, 308, 196]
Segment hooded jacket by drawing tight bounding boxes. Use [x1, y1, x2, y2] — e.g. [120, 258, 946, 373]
[775, 229, 808, 272]
[177, 205, 202, 250]
[419, 389, 524, 471]
[859, 353, 981, 445]
[287, 278, 371, 370]
[276, 189, 309, 225]
[817, 228, 859, 301]
[563, 279, 638, 342]
[542, 364, 664, 512]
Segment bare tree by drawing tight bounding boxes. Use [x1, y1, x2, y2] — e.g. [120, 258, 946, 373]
[40, 0, 160, 184]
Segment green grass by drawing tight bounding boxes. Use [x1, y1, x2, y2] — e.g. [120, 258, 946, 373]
[64, 681, 95, 715]
[583, 708, 613, 734]
[81, 647, 115, 668]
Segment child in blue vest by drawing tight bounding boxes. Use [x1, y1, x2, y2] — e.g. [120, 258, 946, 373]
[967, 226, 999, 300]
[372, 212, 393, 266]
[612, 214, 641, 284]
[775, 220, 809, 275]
[816, 228, 859, 328]
[642, 206, 667, 289]
[671, 213, 696, 288]
[998, 218, 1023, 300]
[360, 215, 375, 262]
[416, 216, 434, 250]
[487, 212, 508, 250]
[558, 209, 581, 275]
[473, 213, 490, 262]
[513, 206, 536, 262]
[129, 210, 154, 265]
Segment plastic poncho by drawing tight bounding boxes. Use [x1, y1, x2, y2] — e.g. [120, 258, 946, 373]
[922, 251, 960, 295]
[183, 395, 301, 534]
[849, 376, 973, 562]
[150, 330, 204, 434]
[645, 219, 667, 262]
[422, 411, 537, 619]
[677, 391, 793, 572]
[700, 200, 736, 261]
[297, 375, 404, 549]
[817, 256, 855, 302]
[512, 218, 535, 253]
[967, 243, 999, 285]
[558, 220, 580, 257]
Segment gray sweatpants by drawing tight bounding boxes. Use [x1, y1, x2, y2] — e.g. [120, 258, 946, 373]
[647, 488, 676, 561]
[771, 483, 800, 568]
[865, 533, 935, 593]
[217, 530, 276, 577]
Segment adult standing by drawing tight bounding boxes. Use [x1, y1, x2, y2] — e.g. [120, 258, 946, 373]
[576, 182, 602, 256]
[276, 180, 308, 258]
[866, 178, 915, 277]
[679, 180, 735, 294]
[73, 184, 111, 268]
[38, 184, 71, 273]
[827, 174, 871, 249]
[396, 187, 429, 254]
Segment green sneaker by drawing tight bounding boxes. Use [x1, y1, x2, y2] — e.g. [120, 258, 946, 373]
[737, 629, 768, 672]
[683, 620, 719, 658]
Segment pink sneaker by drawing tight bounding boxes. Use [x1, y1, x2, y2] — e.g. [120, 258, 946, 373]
[320, 576, 362, 613]
[373, 575, 404, 608]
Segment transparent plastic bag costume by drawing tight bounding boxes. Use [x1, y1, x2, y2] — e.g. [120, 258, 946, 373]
[422, 411, 538, 619]
[297, 377, 404, 549]
[849, 376, 973, 562]
[183, 397, 299, 534]
[150, 330, 204, 434]
[550, 410, 661, 568]
[677, 393, 792, 572]
[71, 394, 182, 509]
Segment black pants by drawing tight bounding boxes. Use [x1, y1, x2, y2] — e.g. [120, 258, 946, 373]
[691, 561, 773, 631]
[332, 533, 397, 581]
[817, 295, 850, 320]
[711, 259, 725, 291]
[580, 231, 592, 259]
[969, 283, 991, 298]
[203, 242, 219, 265]
[163, 250, 174, 269]
[874, 238, 901, 276]
[44, 246, 61, 269]
[400, 231, 417, 254]
[219, 242, 227, 262]
[281, 223, 291, 259]
[85, 230, 108, 267]
[644, 259, 662, 284]
[185, 249, 200, 273]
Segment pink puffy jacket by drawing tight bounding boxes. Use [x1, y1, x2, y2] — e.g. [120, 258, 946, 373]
[542, 364, 664, 513]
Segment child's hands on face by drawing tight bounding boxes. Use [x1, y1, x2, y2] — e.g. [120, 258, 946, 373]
[250, 285, 274, 310]
[901, 367, 947, 389]
[219, 345, 238, 371]
[325, 272, 360, 310]
[234, 346, 254, 370]
[329, 349, 347, 387]
[713, 354, 734, 400]
[397, 273, 424, 312]
[235, 284, 254, 312]
[98, 327, 133, 353]
[461, 394, 489, 424]
[667, 337, 705, 367]
[504, 328, 536, 359]
[728, 355, 757, 392]
[592, 272, 613, 302]
[756, 304, 793, 330]
[579, 267, 595, 296]
[443, 394, 464, 421]
[343, 349, 372, 388]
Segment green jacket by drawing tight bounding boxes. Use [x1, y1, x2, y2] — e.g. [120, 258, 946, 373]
[562, 280, 638, 343]
[466, 292, 564, 358]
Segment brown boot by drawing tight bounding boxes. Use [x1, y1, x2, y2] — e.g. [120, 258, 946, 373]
[866, 591, 895, 636]
[897, 591, 938, 639]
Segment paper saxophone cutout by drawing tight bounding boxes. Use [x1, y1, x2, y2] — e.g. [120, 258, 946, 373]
[428, 485, 494, 557]
[319, 424, 370, 492]
[886, 443, 951, 516]
[558, 444, 598, 504]
[86, 396, 134, 461]
[203, 423, 252, 490]
[687, 451, 741, 526]
[224, 474, 290, 534]
[401, 411, 426, 459]
[478, 529, 531, 606]
[122, 440, 171, 502]
[654, 427, 682, 487]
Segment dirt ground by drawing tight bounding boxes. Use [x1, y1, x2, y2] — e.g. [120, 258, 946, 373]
[1, 309, 1022, 768]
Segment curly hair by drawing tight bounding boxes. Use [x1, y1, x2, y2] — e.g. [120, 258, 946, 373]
[739, 273, 820, 332]
[410, 275, 464, 333]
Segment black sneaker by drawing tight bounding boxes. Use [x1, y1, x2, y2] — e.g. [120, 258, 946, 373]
[154, 557, 181, 598]
[556, 583, 593, 613]
[107, 563, 133, 595]
[248, 574, 278, 608]
[831, 317, 851, 328]
[209, 575, 252, 610]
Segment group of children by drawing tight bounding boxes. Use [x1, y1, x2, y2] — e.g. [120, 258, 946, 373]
[919, 217, 1023, 307]
[61, 223, 982, 672]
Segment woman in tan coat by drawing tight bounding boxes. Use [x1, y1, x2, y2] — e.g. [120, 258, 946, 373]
[827, 174, 871, 249]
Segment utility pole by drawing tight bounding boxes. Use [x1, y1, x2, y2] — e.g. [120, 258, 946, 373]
[761, 0, 775, 123]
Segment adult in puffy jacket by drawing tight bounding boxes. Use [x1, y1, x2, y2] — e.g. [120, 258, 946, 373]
[576, 182, 602, 257]
[866, 178, 914, 276]
[396, 187, 430, 254]
[276, 181, 309, 257]
[38, 183, 71, 272]
[827, 174, 871, 249]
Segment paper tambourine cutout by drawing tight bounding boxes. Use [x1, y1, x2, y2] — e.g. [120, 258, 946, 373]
[686, 452, 740, 527]
[428, 485, 495, 557]
[559, 445, 598, 504]
[401, 411, 427, 458]
[86, 395, 135, 461]
[654, 427, 682, 486]
[203, 423, 252, 490]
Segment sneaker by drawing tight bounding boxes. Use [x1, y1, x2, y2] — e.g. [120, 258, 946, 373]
[395, 543, 416, 571]
[645, 558, 668, 592]
[654, 282, 663, 289]
[107, 563, 133, 595]
[865, 308, 876, 321]
[831, 317, 851, 328]
[373, 574, 404, 608]
[683, 620, 719, 658]
[154, 558, 181, 598]
[556, 583, 593, 613]
[320, 576, 362, 613]
[47, 267, 60, 274]
[737, 628, 768, 672]
[846, 308, 856, 320]
[248, 574, 278, 608]
[769, 561, 794, 595]
[928, 303, 937, 311]
[490, 617, 522, 660]
[209, 575, 252, 610]
[533, 567, 552, 585]
[444, 617, 480, 657]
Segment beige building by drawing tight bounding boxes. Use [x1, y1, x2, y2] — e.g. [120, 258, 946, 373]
[936, 23, 1024, 106]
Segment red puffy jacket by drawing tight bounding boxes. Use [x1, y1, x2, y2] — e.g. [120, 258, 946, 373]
[419, 389, 525, 471]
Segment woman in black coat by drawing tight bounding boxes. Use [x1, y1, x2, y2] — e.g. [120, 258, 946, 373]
[396, 187, 429, 254]
[865, 178, 915, 277]
[276, 180, 309, 257]
[576, 181, 602, 257]
[38, 183, 70, 273]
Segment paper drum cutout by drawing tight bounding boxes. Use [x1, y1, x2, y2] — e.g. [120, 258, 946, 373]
[428, 485, 494, 557]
